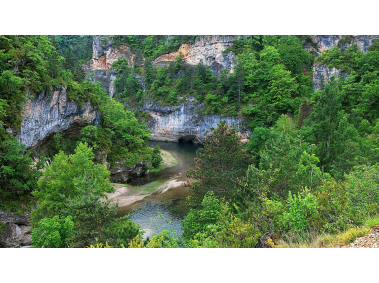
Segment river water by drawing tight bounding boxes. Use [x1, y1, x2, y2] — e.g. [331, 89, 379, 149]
[116, 141, 201, 239]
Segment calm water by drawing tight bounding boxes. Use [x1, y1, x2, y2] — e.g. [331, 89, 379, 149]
[117, 140, 201, 239]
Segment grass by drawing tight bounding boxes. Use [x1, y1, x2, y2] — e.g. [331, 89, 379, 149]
[149, 150, 179, 174]
[276, 216, 379, 248]
[141, 180, 165, 193]
[365, 216, 379, 228]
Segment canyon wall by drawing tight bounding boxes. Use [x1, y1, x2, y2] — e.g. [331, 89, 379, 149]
[141, 97, 250, 144]
[16, 87, 100, 150]
[310, 35, 379, 90]
[84, 35, 246, 144]
[83, 35, 135, 71]
[152, 35, 236, 74]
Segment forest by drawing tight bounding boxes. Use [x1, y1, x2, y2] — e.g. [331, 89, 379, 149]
[1, 34, 379, 248]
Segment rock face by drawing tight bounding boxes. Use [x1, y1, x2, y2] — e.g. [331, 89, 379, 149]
[83, 36, 135, 71]
[141, 98, 250, 144]
[152, 35, 236, 74]
[310, 35, 379, 91]
[309, 35, 379, 54]
[109, 162, 145, 183]
[186, 35, 236, 74]
[86, 69, 117, 97]
[312, 63, 348, 91]
[0, 211, 32, 248]
[16, 86, 100, 150]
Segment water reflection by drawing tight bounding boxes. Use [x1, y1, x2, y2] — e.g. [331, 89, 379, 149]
[117, 185, 191, 239]
[118, 141, 200, 238]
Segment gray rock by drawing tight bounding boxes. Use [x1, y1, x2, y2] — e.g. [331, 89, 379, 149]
[0, 211, 32, 248]
[187, 35, 236, 75]
[92, 35, 115, 59]
[109, 162, 145, 183]
[312, 63, 348, 91]
[310, 35, 379, 91]
[86, 69, 117, 97]
[16, 86, 100, 150]
[140, 98, 250, 144]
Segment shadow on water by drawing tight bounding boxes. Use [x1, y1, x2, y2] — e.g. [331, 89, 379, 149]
[117, 140, 201, 239]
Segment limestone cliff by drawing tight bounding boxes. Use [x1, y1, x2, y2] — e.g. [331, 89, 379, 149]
[312, 64, 348, 91]
[309, 35, 379, 90]
[152, 35, 236, 74]
[83, 35, 135, 71]
[16, 87, 100, 150]
[86, 69, 117, 97]
[141, 97, 250, 144]
[309, 35, 379, 54]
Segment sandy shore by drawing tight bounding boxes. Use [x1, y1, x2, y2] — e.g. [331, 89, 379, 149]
[106, 149, 185, 208]
[107, 178, 186, 208]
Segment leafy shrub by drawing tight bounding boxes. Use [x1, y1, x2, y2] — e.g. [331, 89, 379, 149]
[281, 188, 319, 232]
[182, 191, 222, 240]
[31, 216, 74, 248]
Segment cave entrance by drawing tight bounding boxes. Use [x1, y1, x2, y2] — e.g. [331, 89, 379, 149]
[178, 135, 196, 143]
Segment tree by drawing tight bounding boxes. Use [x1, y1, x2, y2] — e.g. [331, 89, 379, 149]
[0, 137, 44, 200]
[32, 142, 114, 225]
[62, 178, 141, 248]
[186, 121, 254, 206]
[305, 78, 344, 172]
[151, 145, 163, 168]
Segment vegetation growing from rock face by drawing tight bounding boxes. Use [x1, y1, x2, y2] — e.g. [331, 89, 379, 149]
[112, 35, 197, 60]
[111, 35, 314, 130]
[3, 35, 379, 248]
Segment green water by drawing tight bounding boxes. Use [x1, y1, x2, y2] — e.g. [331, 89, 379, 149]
[117, 140, 201, 239]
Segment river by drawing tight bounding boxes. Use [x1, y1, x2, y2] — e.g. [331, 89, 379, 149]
[116, 140, 201, 239]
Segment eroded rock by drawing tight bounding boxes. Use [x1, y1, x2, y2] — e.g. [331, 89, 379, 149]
[141, 98, 250, 144]
[16, 86, 100, 150]
[0, 211, 32, 248]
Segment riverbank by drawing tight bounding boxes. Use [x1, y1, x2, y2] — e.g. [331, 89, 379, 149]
[107, 177, 186, 208]
[107, 149, 185, 208]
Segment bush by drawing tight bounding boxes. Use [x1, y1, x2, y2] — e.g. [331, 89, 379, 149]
[151, 145, 163, 168]
[31, 216, 73, 248]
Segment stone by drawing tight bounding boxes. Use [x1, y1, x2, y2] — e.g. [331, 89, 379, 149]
[109, 162, 145, 183]
[0, 211, 32, 248]
[15, 86, 100, 150]
[312, 63, 348, 91]
[307, 35, 379, 91]
[140, 97, 250, 144]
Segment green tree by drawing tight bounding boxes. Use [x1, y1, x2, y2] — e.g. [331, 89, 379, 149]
[32, 142, 114, 225]
[151, 145, 163, 168]
[186, 121, 254, 206]
[0, 137, 44, 201]
[62, 178, 141, 248]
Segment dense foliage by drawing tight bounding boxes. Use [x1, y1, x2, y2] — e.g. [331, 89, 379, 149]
[3, 35, 379, 248]
[31, 143, 141, 247]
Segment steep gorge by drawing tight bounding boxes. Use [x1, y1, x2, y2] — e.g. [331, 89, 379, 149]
[15, 35, 379, 150]
[84, 35, 247, 143]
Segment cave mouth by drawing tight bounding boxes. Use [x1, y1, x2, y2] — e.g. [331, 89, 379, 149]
[178, 135, 196, 143]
